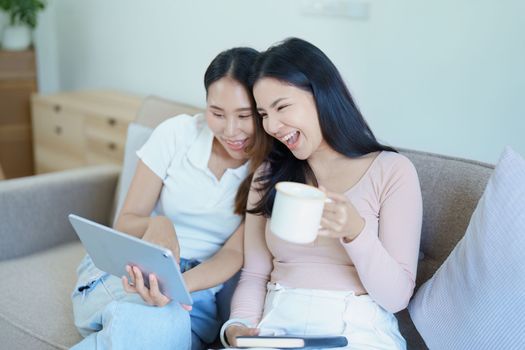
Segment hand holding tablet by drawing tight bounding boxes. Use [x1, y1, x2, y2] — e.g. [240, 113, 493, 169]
[68, 214, 193, 306]
[123, 265, 178, 308]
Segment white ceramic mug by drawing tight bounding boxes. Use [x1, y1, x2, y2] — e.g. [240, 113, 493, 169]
[270, 182, 328, 244]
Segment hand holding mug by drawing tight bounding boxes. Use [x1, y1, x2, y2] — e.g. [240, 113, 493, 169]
[318, 186, 365, 243]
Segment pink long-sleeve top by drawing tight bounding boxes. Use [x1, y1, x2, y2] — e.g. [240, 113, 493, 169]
[230, 151, 423, 325]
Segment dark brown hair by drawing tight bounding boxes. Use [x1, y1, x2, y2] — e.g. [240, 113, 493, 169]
[233, 128, 273, 215]
[203, 47, 272, 216]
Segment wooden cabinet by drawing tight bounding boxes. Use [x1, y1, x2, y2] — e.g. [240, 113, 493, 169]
[31, 90, 142, 174]
[0, 49, 37, 179]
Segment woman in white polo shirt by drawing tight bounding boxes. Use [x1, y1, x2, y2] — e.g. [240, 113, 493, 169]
[71, 47, 269, 350]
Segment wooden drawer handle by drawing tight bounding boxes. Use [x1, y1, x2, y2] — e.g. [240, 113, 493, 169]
[54, 104, 62, 113]
[108, 142, 116, 151]
[54, 126, 62, 135]
[107, 118, 116, 126]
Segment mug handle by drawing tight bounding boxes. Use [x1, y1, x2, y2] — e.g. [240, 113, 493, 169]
[318, 198, 333, 229]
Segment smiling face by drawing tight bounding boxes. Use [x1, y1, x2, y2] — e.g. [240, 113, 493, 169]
[205, 76, 255, 161]
[253, 77, 326, 160]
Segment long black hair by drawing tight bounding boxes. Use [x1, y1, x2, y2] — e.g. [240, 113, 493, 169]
[248, 38, 396, 217]
[203, 47, 272, 215]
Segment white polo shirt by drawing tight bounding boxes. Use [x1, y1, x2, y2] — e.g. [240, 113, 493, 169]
[136, 114, 249, 261]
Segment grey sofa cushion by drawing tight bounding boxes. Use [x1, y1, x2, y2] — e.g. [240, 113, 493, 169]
[0, 242, 84, 350]
[401, 149, 494, 288]
[0, 165, 119, 261]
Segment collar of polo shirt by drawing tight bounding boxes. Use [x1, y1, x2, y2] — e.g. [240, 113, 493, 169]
[186, 114, 251, 180]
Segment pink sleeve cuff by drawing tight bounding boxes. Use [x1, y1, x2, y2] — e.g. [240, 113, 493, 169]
[340, 219, 378, 261]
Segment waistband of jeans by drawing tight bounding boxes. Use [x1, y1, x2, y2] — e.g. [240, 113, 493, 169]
[180, 258, 200, 273]
[267, 282, 374, 302]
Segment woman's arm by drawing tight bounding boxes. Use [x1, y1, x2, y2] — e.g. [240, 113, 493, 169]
[114, 160, 163, 237]
[229, 167, 274, 323]
[182, 223, 245, 293]
[222, 169, 275, 347]
[343, 156, 423, 312]
[114, 160, 180, 257]
[118, 160, 182, 307]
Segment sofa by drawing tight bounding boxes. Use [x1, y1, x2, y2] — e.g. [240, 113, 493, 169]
[0, 95, 495, 349]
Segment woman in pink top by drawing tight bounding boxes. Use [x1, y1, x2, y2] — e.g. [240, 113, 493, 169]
[221, 38, 423, 349]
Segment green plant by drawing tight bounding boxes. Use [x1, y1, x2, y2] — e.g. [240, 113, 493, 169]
[0, 0, 46, 29]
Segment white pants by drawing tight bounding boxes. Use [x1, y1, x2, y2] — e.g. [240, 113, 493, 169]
[257, 283, 406, 350]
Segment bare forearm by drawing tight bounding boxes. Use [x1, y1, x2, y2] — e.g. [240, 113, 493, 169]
[114, 213, 151, 238]
[114, 213, 170, 239]
[183, 248, 243, 292]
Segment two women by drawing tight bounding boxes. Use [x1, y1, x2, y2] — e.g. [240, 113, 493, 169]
[72, 37, 423, 350]
[223, 38, 423, 350]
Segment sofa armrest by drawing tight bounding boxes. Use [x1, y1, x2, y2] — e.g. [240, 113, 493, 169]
[0, 165, 120, 261]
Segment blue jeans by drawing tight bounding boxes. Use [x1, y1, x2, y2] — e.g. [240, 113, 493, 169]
[71, 255, 221, 350]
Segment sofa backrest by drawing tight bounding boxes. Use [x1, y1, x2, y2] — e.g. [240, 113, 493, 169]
[135, 95, 203, 129]
[400, 149, 494, 288]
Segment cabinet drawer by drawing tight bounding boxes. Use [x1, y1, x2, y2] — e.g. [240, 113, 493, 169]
[85, 134, 125, 165]
[84, 114, 128, 166]
[84, 113, 129, 141]
[32, 101, 85, 155]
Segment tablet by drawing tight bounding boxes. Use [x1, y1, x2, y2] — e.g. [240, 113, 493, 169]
[68, 214, 192, 305]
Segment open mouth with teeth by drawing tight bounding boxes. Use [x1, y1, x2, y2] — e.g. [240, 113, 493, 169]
[224, 138, 248, 151]
[281, 130, 300, 149]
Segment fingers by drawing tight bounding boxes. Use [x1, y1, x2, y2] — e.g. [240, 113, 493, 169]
[322, 201, 348, 227]
[181, 304, 193, 311]
[321, 193, 350, 235]
[319, 186, 348, 203]
[125, 265, 134, 284]
[321, 216, 341, 230]
[322, 206, 347, 225]
[318, 186, 364, 240]
[320, 204, 349, 238]
[122, 275, 136, 293]
[229, 325, 259, 336]
[319, 218, 344, 238]
[122, 265, 137, 293]
[226, 325, 260, 347]
[327, 191, 349, 202]
[318, 228, 340, 238]
[131, 266, 154, 305]
[125, 265, 172, 307]
[148, 274, 171, 307]
[322, 195, 349, 221]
